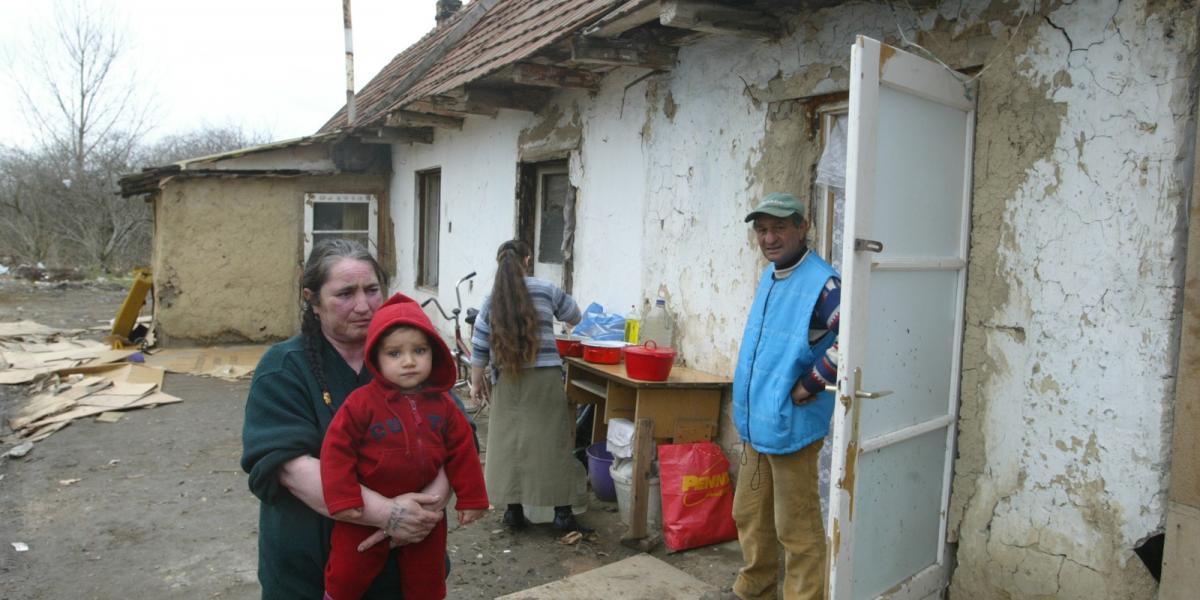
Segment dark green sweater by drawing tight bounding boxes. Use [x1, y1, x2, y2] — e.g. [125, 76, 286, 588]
[240, 335, 402, 599]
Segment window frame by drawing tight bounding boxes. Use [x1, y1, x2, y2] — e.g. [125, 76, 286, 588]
[416, 168, 441, 290]
[813, 101, 849, 267]
[303, 193, 378, 260]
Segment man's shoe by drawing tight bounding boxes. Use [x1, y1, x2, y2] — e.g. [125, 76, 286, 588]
[552, 510, 594, 534]
[502, 505, 530, 529]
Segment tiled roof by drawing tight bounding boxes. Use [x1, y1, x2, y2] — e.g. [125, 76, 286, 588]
[320, 0, 625, 133]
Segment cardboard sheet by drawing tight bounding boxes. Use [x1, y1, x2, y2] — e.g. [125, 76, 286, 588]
[141, 345, 268, 380]
[495, 554, 716, 599]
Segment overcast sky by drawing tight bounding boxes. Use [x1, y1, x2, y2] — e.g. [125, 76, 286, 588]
[0, 0, 439, 149]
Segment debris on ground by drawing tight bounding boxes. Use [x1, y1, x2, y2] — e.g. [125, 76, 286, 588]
[4, 363, 179, 445]
[141, 345, 268, 381]
[0, 320, 138, 384]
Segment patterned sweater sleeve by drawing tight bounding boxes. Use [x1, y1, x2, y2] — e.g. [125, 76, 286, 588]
[800, 277, 841, 395]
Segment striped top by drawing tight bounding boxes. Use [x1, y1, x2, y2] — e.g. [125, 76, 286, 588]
[775, 250, 841, 396]
[470, 277, 581, 370]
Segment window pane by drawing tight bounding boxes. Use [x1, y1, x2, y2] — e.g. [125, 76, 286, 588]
[313, 202, 369, 231]
[419, 172, 440, 287]
[313, 232, 370, 250]
[538, 173, 568, 264]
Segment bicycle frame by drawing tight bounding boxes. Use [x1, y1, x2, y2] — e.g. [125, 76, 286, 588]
[420, 271, 477, 391]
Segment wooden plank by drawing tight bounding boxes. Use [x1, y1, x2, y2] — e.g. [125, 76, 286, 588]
[564, 357, 730, 388]
[659, 0, 782, 41]
[634, 388, 721, 441]
[496, 554, 716, 599]
[404, 98, 490, 119]
[384, 110, 464, 130]
[356, 126, 434, 145]
[625, 418, 655, 540]
[510, 63, 602, 90]
[673, 418, 716, 443]
[460, 86, 551, 112]
[583, 0, 663, 38]
[570, 35, 677, 71]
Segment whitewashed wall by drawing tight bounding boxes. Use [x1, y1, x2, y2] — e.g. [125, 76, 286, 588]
[390, 111, 532, 327]
[382, 0, 1197, 595]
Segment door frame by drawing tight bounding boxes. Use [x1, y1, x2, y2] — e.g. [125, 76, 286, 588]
[515, 158, 575, 292]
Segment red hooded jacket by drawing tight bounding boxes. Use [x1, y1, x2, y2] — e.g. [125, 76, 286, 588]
[320, 293, 487, 516]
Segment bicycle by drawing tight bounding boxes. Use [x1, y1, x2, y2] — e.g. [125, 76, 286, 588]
[420, 271, 482, 411]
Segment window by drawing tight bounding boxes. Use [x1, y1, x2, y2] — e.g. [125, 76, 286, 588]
[417, 169, 441, 288]
[813, 104, 848, 271]
[535, 164, 569, 265]
[304, 193, 377, 259]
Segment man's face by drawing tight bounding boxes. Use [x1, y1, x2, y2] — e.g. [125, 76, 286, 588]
[753, 214, 807, 265]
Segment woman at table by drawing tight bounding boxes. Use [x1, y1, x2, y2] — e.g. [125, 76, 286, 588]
[241, 239, 450, 599]
[469, 239, 590, 533]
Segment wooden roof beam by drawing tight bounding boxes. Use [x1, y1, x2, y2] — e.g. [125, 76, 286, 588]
[408, 96, 500, 118]
[384, 110, 464, 130]
[583, 0, 662, 38]
[357, 127, 434, 145]
[569, 35, 677, 71]
[510, 63, 602, 91]
[659, 1, 782, 41]
[457, 86, 552, 113]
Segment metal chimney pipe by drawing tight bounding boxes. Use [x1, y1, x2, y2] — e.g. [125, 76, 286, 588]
[343, 0, 356, 125]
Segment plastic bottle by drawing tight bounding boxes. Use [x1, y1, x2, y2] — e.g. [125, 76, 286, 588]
[623, 305, 640, 344]
[640, 297, 675, 348]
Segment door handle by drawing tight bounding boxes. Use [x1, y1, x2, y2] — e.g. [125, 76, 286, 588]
[825, 384, 892, 399]
[854, 238, 884, 253]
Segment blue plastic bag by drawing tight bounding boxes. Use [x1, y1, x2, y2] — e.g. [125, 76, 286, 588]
[572, 302, 625, 341]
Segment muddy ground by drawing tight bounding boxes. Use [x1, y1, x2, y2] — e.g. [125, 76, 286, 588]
[0, 280, 742, 599]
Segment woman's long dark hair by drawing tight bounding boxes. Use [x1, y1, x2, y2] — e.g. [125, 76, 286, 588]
[300, 239, 388, 405]
[488, 240, 540, 376]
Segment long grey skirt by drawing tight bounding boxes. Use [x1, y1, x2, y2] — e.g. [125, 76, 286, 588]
[484, 366, 587, 507]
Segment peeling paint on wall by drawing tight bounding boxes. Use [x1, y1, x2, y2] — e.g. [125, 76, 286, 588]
[380, 0, 1198, 595]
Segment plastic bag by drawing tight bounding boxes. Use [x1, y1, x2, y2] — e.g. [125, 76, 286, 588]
[657, 442, 738, 551]
[571, 302, 625, 341]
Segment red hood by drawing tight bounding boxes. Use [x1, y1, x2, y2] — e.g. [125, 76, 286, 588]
[364, 293, 456, 392]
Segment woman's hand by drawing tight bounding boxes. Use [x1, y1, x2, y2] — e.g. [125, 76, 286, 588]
[356, 468, 451, 551]
[470, 365, 491, 407]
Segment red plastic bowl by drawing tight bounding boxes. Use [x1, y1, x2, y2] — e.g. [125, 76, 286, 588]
[555, 335, 584, 357]
[582, 340, 626, 364]
[624, 341, 677, 381]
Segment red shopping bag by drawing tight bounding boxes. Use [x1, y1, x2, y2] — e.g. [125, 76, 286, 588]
[658, 442, 738, 551]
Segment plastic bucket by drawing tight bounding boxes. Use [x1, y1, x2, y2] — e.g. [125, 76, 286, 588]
[586, 442, 617, 501]
[611, 459, 662, 531]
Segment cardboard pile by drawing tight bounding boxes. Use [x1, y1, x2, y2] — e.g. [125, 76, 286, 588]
[1, 320, 178, 445]
[7, 363, 179, 443]
[0, 320, 138, 384]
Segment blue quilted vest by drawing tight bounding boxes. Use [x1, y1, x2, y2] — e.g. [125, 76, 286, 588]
[732, 252, 839, 454]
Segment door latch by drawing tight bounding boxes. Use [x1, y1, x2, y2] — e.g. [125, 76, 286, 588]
[854, 238, 884, 253]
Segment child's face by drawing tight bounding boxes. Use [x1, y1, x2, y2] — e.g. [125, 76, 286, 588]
[376, 327, 433, 391]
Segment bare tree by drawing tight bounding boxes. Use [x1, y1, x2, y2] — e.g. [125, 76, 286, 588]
[8, 0, 153, 272]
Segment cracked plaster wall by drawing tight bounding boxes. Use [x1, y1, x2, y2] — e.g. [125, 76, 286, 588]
[152, 173, 388, 343]
[382, 0, 1197, 594]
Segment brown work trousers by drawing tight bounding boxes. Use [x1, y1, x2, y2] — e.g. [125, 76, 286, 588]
[732, 440, 826, 600]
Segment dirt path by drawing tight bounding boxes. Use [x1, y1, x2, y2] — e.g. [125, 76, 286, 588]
[0, 280, 742, 599]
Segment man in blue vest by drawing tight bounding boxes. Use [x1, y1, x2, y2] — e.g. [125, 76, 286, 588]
[728, 192, 841, 600]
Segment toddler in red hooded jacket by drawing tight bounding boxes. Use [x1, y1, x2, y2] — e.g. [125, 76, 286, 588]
[320, 293, 488, 600]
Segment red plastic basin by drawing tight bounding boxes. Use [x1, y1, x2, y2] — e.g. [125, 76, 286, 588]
[555, 335, 584, 357]
[582, 340, 626, 364]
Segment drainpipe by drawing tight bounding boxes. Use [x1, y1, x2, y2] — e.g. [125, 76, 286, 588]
[343, 0, 356, 125]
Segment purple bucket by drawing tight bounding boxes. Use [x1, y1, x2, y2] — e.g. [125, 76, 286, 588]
[586, 442, 617, 501]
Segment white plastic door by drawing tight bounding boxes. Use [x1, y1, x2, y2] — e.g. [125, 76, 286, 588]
[827, 36, 975, 600]
[533, 164, 569, 288]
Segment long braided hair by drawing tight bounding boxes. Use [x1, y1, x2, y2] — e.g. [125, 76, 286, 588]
[300, 239, 388, 406]
[488, 240, 541, 377]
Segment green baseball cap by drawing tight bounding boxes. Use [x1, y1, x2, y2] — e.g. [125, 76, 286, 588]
[744, 192, 805, 222]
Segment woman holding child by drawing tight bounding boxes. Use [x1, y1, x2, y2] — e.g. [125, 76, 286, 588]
[241, 240, 452, 599]
[470, 239, 591, 533]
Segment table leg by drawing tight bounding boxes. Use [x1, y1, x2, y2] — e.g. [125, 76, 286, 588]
[626, 418, 654, 540]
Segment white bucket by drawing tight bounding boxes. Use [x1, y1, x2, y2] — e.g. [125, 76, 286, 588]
[610, 459, 662, 531]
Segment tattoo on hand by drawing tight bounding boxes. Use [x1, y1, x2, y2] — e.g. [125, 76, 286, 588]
[386, 504, 406, 532]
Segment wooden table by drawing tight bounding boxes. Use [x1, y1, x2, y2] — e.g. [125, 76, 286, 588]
[563, 357, 731, 539]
